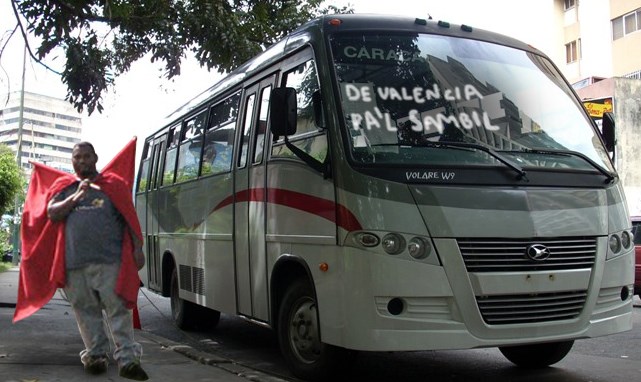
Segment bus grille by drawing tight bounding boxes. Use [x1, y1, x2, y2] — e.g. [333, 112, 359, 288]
[457, 237, 597, 272]
[476, 291, 587, 325]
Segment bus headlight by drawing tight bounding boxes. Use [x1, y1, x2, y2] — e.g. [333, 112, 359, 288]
[621, 231, 631, 250]
[382, 233, 405, 255]
[608, 234, 621, 254]
[408, 237, 431, 259]
[355, 232, 380, 247]
[607, 231, 634, 260]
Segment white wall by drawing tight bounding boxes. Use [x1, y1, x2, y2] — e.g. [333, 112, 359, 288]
[577, 0, 613, 79]
[613, 79, 641, 215]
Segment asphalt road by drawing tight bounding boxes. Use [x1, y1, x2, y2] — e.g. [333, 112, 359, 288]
[137, 289, 641, 382]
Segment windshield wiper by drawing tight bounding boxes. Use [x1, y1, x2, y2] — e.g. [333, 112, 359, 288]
[501, 148, 616, 183]
[419, 140, 528, 180]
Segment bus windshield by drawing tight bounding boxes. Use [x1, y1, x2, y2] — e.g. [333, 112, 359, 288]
[330, 32, 613, 173]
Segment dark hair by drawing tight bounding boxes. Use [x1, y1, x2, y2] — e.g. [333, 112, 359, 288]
[73, 141, 96, 154]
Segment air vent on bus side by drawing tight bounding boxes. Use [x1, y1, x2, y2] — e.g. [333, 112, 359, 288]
[178, 264, 205, 295]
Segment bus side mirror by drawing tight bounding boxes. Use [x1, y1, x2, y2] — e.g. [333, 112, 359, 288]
[601, 112, 615, 152]
[270, 87, 297, 138]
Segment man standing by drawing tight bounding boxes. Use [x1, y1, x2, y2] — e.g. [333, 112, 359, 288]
[47, 142, 148, 380]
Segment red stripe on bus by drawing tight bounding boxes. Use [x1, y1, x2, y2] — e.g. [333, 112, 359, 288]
[214, 188, 362, 231]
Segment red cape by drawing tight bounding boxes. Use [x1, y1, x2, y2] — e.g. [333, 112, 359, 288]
[14, 138, 142, 323]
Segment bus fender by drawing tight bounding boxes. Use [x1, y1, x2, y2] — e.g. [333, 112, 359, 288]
[270, 254, 316, 326]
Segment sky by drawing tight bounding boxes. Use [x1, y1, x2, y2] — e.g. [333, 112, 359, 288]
[0, 0, 551, 168]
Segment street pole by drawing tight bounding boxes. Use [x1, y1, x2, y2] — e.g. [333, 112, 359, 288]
[11, 46, 27, 265]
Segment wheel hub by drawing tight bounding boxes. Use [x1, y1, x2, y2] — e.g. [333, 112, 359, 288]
[289, 299, 321, 363]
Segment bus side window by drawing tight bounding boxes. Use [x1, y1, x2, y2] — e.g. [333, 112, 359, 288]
[161, 125, 180, 186]
[176, 111, 206, 183]
[271, 60, 327, 162]
[202, 92, 240, 176]
[239, 93, 256, 168]
[136, 141, 151, 193]
[253, 86, 271, 164]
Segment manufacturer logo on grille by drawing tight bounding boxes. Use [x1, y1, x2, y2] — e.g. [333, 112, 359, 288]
[525, 244, 551, 261]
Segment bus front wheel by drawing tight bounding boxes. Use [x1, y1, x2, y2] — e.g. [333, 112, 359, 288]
[499, 340, 574, 368]
[277, 279, 354, 381]
[170, 267, 220, 331]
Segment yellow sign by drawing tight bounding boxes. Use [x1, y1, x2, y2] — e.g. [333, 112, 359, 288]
[583, 101, 613, 118]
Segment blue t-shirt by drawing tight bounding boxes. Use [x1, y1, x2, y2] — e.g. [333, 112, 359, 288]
[54, 183, 124, 270]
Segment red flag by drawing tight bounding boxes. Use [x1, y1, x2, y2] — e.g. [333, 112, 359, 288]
[133, 304, 142, 329]
[103, 137, 137, 190]
[101, 137, 143, 327]
[14, 137, 142, 323]
[103, 137, 143, 329]
[14, 164, 74, 322]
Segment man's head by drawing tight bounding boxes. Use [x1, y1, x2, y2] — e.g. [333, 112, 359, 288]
[72, 142, 99, 179]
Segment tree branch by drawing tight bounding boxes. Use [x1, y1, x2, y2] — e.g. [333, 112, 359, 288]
[0, 26, 19, 58]
[11, 0, 62, 76]
[0, 26, 19, 105]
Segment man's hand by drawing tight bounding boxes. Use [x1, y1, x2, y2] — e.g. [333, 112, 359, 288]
[128, 227, 145, 271]
[72, 179, 90, 203]
[133, 246, 145, 271]
[48, 180, 90, 221]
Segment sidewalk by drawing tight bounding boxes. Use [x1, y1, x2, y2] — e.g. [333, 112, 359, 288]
[0, 266, 286, 382]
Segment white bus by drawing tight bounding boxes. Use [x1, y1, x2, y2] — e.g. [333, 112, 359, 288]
[135, 14, 634, 381]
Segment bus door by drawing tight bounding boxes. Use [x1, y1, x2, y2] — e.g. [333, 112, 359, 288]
[234, 75, 276, 321]
[135, 141, 151, 287]
[146, 134, 166, 291]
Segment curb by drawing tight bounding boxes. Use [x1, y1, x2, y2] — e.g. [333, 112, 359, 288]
[139, 331, 292, 382]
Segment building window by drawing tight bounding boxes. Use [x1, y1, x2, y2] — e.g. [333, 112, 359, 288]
[612, 8, 641, 40]
[564, 0, 575, 11]
[625, 12, 638, 33]
[565, 40, 579, 63]
[613, 17, 624, 40]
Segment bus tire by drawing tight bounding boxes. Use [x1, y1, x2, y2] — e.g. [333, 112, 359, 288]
[277, 279, 354, 381]
[169, 267, 221, 331]
[499, 340, 574, 368]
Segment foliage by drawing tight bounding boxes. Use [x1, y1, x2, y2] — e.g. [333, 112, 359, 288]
[6, 0, 353, 115]
[0, 144, 23, 215]
[0, 262, 13, 273]
[0, 228, 10, 255]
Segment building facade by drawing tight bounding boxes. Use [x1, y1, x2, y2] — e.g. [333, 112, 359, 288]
[0, 91, 82, 174]
[610, 0, 641, 78]
[551, 0, 641, 215]
[551, 0, 641, 85]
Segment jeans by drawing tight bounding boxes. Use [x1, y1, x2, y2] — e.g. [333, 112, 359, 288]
[64, 262, 142, 367]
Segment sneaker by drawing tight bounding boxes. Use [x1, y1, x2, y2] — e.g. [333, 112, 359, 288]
[119, 360, 149, 381]
[84, 355, 108, 375]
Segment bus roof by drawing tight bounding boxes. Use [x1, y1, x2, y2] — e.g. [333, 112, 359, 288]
[156, 13, 541, 136]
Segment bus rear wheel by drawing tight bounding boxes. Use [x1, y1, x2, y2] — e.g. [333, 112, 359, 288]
[499, 340, 574, 368]
[170, 267, 220, 331]
[277, 279, 354, 381]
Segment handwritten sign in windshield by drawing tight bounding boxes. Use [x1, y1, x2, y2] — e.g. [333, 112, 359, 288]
[344, 82, 500, 134]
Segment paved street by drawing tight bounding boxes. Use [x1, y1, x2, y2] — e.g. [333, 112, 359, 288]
[2, 264, 641, 382]
[0, 266, 285, 382]
[136, 282, 641, 382]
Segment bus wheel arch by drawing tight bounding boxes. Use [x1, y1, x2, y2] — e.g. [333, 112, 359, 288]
[271, 256, 313, 326]
[272, 257, 354, 381]
[161, 251, 175, 298]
